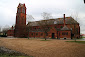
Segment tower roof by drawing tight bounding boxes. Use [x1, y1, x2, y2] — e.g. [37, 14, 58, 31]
[18, 3, 26, 8]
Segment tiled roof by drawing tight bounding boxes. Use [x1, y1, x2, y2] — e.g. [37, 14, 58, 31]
[27, 17, 79, 26]
[61, 26, 70, 30]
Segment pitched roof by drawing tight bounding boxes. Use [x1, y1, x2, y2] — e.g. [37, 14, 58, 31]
[27, 17, 79, 26]
[61, 26, 70, 30]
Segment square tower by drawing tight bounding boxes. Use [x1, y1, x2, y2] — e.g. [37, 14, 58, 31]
[14, 3, 27, 37]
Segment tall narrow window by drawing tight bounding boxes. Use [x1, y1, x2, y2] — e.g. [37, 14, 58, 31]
[36, 33, 38, 36]
[31, 33, 33, 36]
[60, 26, 63, 28]
[46, 33, 48, 36]
[22, 8, 25, 13]
[35, 28, 36, 30]
[41, 33, 43, 36]
[76, 28, 78, 34]
[18, 8, 21, 13]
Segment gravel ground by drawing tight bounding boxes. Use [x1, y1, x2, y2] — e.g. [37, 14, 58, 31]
[0, 38, 85, 57]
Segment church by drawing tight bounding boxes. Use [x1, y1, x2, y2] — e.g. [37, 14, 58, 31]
[7, 3, 80, 39]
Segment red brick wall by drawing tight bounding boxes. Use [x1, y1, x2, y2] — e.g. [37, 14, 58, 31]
[29, 27, 57, 38]
[29, 32, 45, 38]
[28, 24, 80, 39]
[58, 30, 71, 38]
[7, 30, 14, 36]
[48, 27, 57, 38]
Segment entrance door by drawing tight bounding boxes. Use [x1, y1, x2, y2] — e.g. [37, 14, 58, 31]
[52, 33, 55, 39]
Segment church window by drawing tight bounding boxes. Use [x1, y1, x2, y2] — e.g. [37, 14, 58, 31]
[35, 28, 36, 30]
[18, 8, 21, 13]
[62, 32, 68, 35]
[18, 8, 19, 13]
[66, 32, 68, 35]
[76, 28, 78, 34]
[46, 33, 48, 36]
[41, 33, 43, 36]
[36, 33, 38, 36]
[31, 33, 33, 36]
[59, 33, 60, 36]
[54, 21, 57, 24]
[60, 26, 63, 28]
[22, 8, 25, 13]
[38, 28, 40, 30]
[23, 16, 24, 18]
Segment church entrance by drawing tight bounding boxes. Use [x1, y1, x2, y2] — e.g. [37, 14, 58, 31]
[52, 33, 55, 39]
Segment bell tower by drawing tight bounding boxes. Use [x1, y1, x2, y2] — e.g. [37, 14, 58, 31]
[14, 3, 27, 37]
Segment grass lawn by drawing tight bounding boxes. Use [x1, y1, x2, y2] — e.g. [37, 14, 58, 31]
[66, 41, 85, 44]
[41, 39, 51, 41]
[82, 37, 85, 38]
[0, 53, 33, 57]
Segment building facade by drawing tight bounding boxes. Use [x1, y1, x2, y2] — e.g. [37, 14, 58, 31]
[28, 15, 80, 39]
[7, 3, 80, 39]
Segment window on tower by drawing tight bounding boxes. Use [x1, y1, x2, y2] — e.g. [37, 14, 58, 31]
[17, 8, 19, 13]
[22, 8, 25, 13]
[18, 8, 21, 13]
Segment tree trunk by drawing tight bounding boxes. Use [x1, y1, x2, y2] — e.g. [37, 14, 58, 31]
[28, 30, 29, 39]
[45, 33, 47, 40]
[45, 37, 46, 40]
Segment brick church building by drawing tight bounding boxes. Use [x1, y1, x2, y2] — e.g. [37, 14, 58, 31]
[7, 3, 80, 39]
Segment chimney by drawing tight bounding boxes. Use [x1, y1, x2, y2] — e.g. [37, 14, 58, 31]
[64, 14, 65, 26]
[11, 26, 13, 30]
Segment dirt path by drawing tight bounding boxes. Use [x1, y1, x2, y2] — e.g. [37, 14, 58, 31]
[0, 38, 85, 57]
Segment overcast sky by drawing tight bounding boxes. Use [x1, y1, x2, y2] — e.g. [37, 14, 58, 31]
[0, 0, 85, 34]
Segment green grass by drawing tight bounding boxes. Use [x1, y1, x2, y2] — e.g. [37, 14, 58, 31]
[0, 54, 33, 57]
[0, 54, 32, 57]
[82, 37, 85, 38]
[0, 52, 33, 57]
[66, 41, 85, 44]
[0, 54, 28, 57]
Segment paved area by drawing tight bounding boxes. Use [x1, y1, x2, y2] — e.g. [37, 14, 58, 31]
[0, 38, 85, 57]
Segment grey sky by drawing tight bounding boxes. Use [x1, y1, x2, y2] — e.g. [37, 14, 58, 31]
[0, 0, 85, 34]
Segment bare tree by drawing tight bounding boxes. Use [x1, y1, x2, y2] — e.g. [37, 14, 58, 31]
[27, 13, 53, 40]
[26, 15, 34, 23]
[41, 12, 53, 20]
[71, 13, 79, 42]
[26, 15, 35, 39]
[2, 25, 10, 36]
[38, 12, 53, 40]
